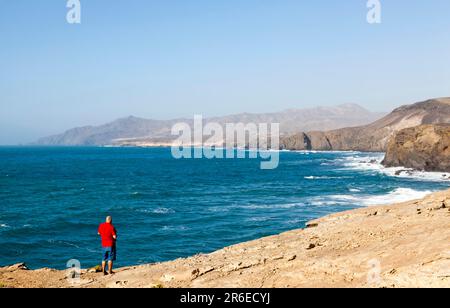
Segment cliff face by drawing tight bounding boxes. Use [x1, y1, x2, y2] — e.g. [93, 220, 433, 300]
[281, 98, 450, 152]
[382, 124, 450, 172]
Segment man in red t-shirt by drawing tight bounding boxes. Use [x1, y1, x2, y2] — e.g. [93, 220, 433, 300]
[98, 216, 117, 275]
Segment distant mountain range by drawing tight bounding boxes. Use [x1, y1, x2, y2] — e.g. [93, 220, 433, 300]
[35, 104, 386, 146]
[281, 98, 450, 152]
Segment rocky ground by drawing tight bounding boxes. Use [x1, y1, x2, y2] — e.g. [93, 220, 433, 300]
[1, 189, 450, 288]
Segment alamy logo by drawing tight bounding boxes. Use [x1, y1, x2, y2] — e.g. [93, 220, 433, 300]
[66, 259, 81, 284]
[66, 0, 81, 24]
[171, 115, 280, 170]
[64, 2, 381, 26]
[367, 258, 382, 286]
[367, 0, 382, 24]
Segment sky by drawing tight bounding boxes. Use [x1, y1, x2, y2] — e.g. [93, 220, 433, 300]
[1, 0, 450, 144]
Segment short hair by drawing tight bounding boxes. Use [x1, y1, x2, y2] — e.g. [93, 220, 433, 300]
[106, 216, 112, 223]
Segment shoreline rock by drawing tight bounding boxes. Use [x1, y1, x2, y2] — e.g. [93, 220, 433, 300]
[382, 124, 450, 172]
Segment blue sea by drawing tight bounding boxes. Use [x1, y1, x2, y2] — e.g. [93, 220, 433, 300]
[0, 147, 448, 270]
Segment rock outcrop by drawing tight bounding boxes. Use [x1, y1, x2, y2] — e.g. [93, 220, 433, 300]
[382, 124, 450, 172]
[280, 98, 450, 151]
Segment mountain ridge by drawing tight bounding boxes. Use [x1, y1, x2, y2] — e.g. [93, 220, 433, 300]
[35, 104, 385, 146]
[281, 97, 450, 152]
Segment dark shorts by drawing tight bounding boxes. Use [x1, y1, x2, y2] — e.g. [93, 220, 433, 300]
[102, 246, 116, 262]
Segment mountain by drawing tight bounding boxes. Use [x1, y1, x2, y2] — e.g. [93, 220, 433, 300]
[281, 98, 450, 152]
[35, 117, 184, 146]
[35, 104, 385, 146]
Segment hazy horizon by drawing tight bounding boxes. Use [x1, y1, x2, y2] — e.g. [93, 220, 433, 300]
[1, 1, 450, 144]
[3, 102, 387, 145]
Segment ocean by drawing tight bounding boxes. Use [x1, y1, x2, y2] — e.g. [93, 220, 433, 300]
[0, 147, 448, 270]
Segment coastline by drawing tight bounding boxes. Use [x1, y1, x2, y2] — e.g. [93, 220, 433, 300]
[2, 188, 450, 288]
[4, 0, 449, 291]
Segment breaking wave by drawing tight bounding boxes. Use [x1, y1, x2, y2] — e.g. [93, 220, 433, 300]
[339, 153, 450, 182]
[310, 188, 432, 207]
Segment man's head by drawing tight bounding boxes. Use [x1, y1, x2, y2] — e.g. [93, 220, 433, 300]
[106, 216, 112, 224]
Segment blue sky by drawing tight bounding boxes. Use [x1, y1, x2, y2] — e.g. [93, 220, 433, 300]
[1, 0, 450, 144]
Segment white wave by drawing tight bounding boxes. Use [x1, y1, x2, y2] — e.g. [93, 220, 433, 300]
[295, 150, 360, 154]
[328, 194, 360, 202]
[309, 195, 356, 206]
[161, 225, 189, 232]
[348, 188, 361, 192]
[0, 224, 9, 228]
[246, 217, 272, 222]
[310, 188, 432, 207]
[340, 154, 450, 182]
[381, 167, 450, 182]
[304, 176, 350, 180]
[152, 208, 175, 214]
[284, 218, 304, 225]
[137, 208, 175, 214]
[361, 188, 432, 206]
[240, 202, 305, 210]
[207, 206, 230, 213]
[320, 162, 334, 166]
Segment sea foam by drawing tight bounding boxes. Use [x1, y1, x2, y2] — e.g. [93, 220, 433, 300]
[310, 188, 432, 207]
[361, 188, 432, 206]
[340, 153, 450, 182]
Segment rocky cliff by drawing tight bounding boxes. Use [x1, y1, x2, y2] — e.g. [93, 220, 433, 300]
[281, 98, 450, 152]
[382, 124, 450, 172]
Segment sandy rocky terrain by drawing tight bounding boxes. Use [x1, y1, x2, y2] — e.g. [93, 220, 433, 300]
[1, 189, 450, 288]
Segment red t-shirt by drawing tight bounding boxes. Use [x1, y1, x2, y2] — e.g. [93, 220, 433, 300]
[98, 223, 117, 247]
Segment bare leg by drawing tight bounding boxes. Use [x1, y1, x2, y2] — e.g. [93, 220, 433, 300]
[102, 261, 107, 275]
[108, 261, 113, 274]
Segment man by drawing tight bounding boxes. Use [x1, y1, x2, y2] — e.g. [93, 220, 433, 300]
[98, 216, 117, 275]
